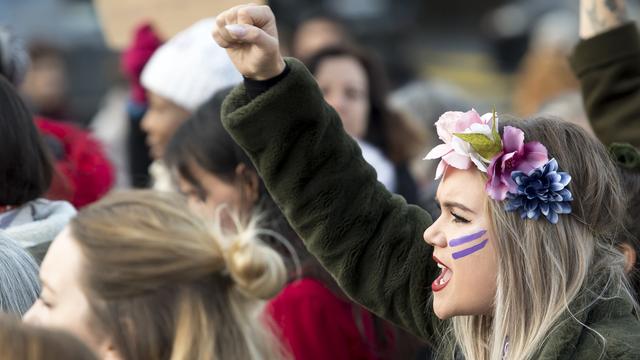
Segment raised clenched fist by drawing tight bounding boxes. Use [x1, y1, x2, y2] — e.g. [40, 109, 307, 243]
[213, 4, 286, 80]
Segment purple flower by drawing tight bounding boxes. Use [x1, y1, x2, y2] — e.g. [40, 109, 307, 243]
[486, 126, 548, 201]
[505, 159, 573, 224]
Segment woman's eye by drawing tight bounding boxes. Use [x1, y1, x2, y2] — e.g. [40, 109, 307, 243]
[450, 211, 470, 224]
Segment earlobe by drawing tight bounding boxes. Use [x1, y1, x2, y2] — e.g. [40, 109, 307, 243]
[618, 243, 637, 274]
[235, 163, 260, 205]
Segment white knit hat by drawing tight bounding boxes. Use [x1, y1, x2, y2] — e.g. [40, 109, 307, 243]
[141, 18, 242, 112]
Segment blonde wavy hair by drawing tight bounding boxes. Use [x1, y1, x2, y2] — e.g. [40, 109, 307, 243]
[69, 190, 288, 360]
[439, 117, 638, 359]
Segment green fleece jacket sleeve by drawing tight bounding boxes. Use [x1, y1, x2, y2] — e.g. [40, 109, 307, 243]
[570, 23, 640, 147]
[221, 58, 437, 340]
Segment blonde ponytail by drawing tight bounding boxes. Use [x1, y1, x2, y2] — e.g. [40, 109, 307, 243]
[71, 190, 288, 360]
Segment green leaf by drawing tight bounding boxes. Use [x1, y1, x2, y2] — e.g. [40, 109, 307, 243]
[490, 107, 500, 142]
[453, 132, 502, 160]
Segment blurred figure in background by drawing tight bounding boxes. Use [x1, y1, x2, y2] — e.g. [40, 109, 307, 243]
[0, 315, 97, 360]
[24, 190, 287, 360]
[121, 23, 163, 188]
[20, 42, 70, 120]
[290, 12, 352, 61]
[0, 27, 114, 208]
[89, 23, 164, 190]
[0, 75, 75, 263]
[0, 235, 40, 316]
[308, 45, 426, 204]
[140, 18, 241, 191]
[512, 10, 580, 116]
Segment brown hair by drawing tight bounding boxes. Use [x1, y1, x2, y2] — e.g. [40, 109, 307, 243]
[307, 45, 426, 164]
[0, 315, 97, 360]
[70, 190, 287, 360]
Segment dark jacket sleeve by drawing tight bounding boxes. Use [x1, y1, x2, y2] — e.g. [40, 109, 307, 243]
[221, 58, 437, 340]
[569, 23, 640, 147]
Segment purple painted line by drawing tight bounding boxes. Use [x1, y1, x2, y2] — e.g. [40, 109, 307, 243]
[452, 239, 489, 260]
[449, 229, 487, 247]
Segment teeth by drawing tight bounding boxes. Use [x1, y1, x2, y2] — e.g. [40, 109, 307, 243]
[437, 263, 444, 269]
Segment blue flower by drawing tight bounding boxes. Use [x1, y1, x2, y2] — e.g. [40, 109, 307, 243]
[504, 158, 572, 224]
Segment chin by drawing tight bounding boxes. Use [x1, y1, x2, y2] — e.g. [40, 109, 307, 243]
[433, 299, 455, 320]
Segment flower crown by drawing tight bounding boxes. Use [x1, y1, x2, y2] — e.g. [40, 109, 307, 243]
[425, 109, 573, 224]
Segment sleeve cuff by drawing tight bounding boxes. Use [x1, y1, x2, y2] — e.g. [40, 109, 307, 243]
[243, 64, 292, 99]
[570, 23, 640, 76]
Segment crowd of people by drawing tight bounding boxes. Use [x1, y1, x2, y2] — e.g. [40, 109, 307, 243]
[0, 0, 639, 359]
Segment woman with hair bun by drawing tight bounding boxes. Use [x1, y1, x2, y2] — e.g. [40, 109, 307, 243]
[24, 190, 287, 360]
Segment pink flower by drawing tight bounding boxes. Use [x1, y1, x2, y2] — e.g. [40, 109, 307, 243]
[486, 126, 549, 201]
[425, 110, 493, 179]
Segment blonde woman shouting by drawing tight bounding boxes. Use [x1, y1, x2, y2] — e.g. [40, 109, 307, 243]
[213, 4, 640, 359]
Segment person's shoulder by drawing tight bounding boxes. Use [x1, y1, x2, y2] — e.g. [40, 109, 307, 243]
[276, 278, 335, 299]
[269, 278, 344, 308]
[576, 308, 640, 359]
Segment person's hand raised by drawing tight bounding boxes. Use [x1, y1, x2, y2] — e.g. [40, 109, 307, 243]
[213, 4, 286, 80]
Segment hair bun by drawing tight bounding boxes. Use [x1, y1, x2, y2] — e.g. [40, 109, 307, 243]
[224, 226, 287, 300]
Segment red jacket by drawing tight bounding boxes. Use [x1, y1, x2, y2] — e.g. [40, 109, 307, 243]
[36, 117, 114, 208]
[267, 278, 392, 360]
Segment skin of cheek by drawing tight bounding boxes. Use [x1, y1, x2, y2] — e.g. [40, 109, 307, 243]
[435, 232, 498, 319]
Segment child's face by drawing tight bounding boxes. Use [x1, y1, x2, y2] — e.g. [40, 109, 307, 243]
[423, 167, 499, 319]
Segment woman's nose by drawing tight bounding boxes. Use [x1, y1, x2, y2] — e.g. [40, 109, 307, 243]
[423, 222, 447, 248]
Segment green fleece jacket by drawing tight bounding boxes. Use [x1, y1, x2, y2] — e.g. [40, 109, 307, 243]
[222, 58, 640, 359]
[570, 23, 640, 149]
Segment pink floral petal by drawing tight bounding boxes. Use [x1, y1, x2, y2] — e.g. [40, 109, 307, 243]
[523, 141, 549, 167]
[424, 144, 452, 160]
[486, 151, 510, 201]
[455, 109, 484, 132]
[480, 112, 495, 124]
[486, 180, 509, 201]
[502, 126, 524, 153]
[434, 160, 446, 180]
[435, 111, 465, 143]
[443, 152, 472, 170]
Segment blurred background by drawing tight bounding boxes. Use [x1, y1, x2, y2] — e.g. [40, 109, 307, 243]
[1, 0, 639, 204]
[1, 0, 637, 125]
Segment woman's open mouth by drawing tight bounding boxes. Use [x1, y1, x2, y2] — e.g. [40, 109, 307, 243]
[432, 256, 452, 292]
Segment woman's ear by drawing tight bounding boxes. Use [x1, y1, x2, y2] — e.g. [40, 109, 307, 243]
[235, 163, 260, 206]
[617, 243, 637, 274]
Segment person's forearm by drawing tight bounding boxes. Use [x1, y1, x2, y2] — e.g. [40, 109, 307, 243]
[580, 0, 628, 39]
[222, 58, 437, 340]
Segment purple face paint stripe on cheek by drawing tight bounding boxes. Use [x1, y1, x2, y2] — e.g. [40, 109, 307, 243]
[448, 229, 487, 247]
[452, 239, 489, 260]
